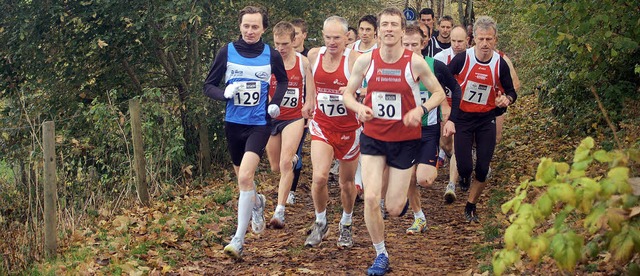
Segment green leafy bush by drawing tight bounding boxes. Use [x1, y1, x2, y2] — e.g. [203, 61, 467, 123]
[494, 137, 640, 275]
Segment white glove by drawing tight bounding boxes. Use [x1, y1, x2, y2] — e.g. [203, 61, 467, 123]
[224, 82, 241, 99]
[268, 104, 280, 118]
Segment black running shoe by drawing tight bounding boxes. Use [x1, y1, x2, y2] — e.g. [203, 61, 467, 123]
[465, 202, 478, 223]
[459, 177, 470, 192]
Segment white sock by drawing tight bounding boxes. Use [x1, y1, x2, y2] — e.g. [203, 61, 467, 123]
[275, 204, 285, 217]
[439, 148, 446, 159]
[233, 190, 254, 241]
[373, 241, 388, 257]
[315, 210, 327, 225]
[414, 210, 425, 220]
[340, 211, 353, 225]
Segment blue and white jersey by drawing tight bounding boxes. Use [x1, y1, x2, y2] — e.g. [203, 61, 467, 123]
[224, 43, 272, 125]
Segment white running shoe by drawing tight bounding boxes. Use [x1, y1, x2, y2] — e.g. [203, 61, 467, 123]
[251, 194, 266, 234]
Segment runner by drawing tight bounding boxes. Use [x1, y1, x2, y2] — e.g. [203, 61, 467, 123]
[203, 5, 287, 259]
[265, 21, 314, 229]
[425, 15, 453, 57]
[342, 8, 445, 275]
[433, 25, 468, 203]
[302, 16, 361, 249]
[287, 18, 310, 205]
[291, 18, 310, 56]
[350, 15, 378, 53]
[401, 24, 461, 234]
[347, 26, 358, 45]
[444, 16, 517, 223]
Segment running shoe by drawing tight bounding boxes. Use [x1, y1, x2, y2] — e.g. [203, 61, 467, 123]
[329, 160, 339, 175]
[286, 191, 296, 205]
[304, 221, 329, 247]
[367, 254, 390, 275]
[269, 210, 285, 229]
[459, 177, 470, 192]
[223, 237, 243, 259]
[465, 203, 479, 223]
[336, 223, 354, 248]
[291, 153, 300, 168]
[251, 194, 266, 234]
[436, 156, 445, 168]
[355, 185, 364, 202]
[406, 217, 427, 235]
[444, 181, 456, 204]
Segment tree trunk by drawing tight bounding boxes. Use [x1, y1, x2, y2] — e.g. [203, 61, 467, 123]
[465, 0, 474, 26]
[198, 123, 211, 176]
[458, 0, 464, 25]
[130, 99, 150, 206]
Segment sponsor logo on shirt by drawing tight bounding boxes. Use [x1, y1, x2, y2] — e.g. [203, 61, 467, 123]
[341, 135, 350, 140]
[246, 82, 257, 89]
[475, 73, 488, 81]
[333, 79, 346, 86]
[376, 68, 402, 76]
[230, 69, 243, 78]
[255, 71, 270, 80]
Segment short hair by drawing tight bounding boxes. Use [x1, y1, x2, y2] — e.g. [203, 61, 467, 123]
[324, 15, 349, 33]
[348, 26, 358, 35]
[238, 6, 269, 29]
[404, 24, 425, 39]
[473, 15, 497, 37]
[419, 8, 434, 18]
[273, 21, 295, 41]
[378, 7, 406, 29]
[358, 14, 378, 31]
[452, 25, 467, 36]
[291, 18, 308, 34]
[438, 15, 454, 25]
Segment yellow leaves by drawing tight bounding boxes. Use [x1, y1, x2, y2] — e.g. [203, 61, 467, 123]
[550, 231, 583, 273]
[535, 158, 556, 183]
[97, 39, 108, 48]
[608, 225, 637, 264]
[492, 249, 520, 276]
[112, 215, 133, 232]
[527, 236, 550, 263]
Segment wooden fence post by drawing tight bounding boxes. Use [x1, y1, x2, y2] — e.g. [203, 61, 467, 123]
[129, 99, 150, 206]
[42, 121, 57, 258]
[198, 123, 211, 176]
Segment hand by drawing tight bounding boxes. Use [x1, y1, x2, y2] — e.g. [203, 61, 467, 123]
[440, 105, 451, 123]
[301, 102, 314, 119]
[357, 105, 374, 122]
[443, 120, 456, 137]
[495, 94, 510, 108]
[402, 106, 423, 127]
[224, 82, 241, 99]
[268, 104, 280, 118]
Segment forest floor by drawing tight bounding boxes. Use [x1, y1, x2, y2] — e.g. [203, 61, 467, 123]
[23, 93, 640, 275]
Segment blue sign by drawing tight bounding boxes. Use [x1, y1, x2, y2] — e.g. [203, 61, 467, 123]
[403, 7, 417, 21]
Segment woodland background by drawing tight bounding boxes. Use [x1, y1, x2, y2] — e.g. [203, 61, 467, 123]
[0, 0, 638, 274]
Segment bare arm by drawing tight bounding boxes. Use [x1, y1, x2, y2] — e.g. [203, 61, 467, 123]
[343, 52, 373, 122]
[301, 53, 316, 119]
[402, 54, 446, 127]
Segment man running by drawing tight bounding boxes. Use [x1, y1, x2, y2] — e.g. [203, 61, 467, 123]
[265, 21, 314, 229]
[343, 8, 445, 275]
[433, 25, 468, 203]
[401, 24, 461, 235]
[203, 6, 287, 259]
[302, 15, 361, 249]
[444, 16, 517, 223]
[350, 15, 378, 54]
[425, 15, 453, 57]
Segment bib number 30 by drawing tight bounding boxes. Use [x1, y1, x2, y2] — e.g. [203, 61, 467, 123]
[372, 91, 401, 120]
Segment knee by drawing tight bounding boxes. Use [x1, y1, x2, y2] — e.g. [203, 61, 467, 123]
[417, 174, 436, 187]
[312, 173, 328, 187]
[237, 174, 254, 190]
[279, 159, 293, 173]
[386, 201, 405, 217]
[364, 194, 380, 210]
[339, 179, 355, 191]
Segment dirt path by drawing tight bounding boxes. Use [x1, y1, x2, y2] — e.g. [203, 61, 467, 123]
[210, 138, 494, 275]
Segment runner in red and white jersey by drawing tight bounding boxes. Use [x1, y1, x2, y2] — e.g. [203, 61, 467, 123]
[444, 16, 517, 223]
[301, 15, 361, 250]
[433, 25, 468, 204]
[343, 8, 445, 275]
[265, 21, 314, 230]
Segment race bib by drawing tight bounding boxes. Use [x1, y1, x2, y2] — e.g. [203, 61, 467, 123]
[462, 80, 490, 105]
[420, 90, 429, 105]
[317, 93, 347, 117]
[372, 91, 401, 120]
[233, 81, 261, 107]
[281, 88, 300, 108]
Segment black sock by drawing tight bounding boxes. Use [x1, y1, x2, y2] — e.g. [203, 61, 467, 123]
[465, 202, 476, 212]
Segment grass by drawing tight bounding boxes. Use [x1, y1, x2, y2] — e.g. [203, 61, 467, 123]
[213, 184, 234, 205]
[483, 223, 501, 242]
